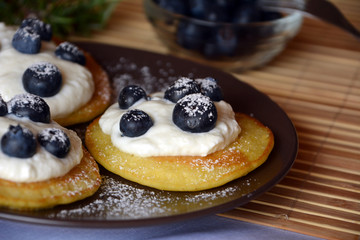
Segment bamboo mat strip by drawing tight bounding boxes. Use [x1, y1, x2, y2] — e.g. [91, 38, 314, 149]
[70, 0, 360, 239]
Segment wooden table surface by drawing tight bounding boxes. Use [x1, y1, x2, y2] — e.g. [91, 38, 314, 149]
[70, 1, 360, 239]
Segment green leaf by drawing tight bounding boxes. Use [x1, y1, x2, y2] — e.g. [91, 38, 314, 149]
[0, 0, 121, 37]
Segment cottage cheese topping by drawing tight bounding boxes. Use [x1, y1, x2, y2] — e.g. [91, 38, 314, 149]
[0, 23, 94, 119]
[0, 116, 83, 182]
[99, 93, 241, 157]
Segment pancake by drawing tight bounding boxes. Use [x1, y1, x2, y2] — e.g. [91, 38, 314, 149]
[85, 113, 274, 191]
[0, 147, 101, 210]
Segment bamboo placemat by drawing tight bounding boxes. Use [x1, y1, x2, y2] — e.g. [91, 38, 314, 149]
[70, 0, 360, 239]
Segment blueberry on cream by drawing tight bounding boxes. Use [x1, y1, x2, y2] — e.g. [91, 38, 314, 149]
[38, 128, 70, 158]
[0, 96, 7, 116]
[22, 62, 62, 97]
[196, 77, 223, 102]
[173, 93, 217, 133]
[1, 124, 37, 158]
[120, 109, 153, 137]
[55, 42, 86, 66]
[8, 93, 51, 123]
[12, 26, 41, 54]
[164, 77, 201, 103]
[118, 85, 147, 109]
[20, 18, 52, 41]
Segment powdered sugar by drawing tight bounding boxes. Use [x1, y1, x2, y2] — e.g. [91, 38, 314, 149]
[38, 128, 69, 144]
[8, 93, 49, 115]
[57, 41, 83, 56]
[178, 93, 214, 117]
[50, 175, 240, 220]
[105, 57, 190, 101]
[15, 26, 39, 41]
[27, 61, 60, 79]
[172, 77, 195, 90]
[196, 77, 217, 93]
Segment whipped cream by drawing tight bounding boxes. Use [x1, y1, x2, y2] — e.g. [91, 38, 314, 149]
[0, 23, 94, 119]
[0, 116, 83, 182]
[99, 93, 241, 157]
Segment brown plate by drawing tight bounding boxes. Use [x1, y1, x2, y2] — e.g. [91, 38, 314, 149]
[0, 43, 298, 228]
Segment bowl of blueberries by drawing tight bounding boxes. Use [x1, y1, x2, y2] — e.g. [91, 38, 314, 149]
[143, 0, 303, 71]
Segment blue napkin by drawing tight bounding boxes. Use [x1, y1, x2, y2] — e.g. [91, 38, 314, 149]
[0, 214, 324, 240]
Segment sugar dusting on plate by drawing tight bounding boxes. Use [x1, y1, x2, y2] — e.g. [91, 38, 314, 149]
[105, 57, 195, 98]
[51, 175, 242, 220]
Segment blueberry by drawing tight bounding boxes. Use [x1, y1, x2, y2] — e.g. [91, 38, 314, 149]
[202, 4, 231, 22]
[176, 20, 210, 50]
[173, 93, 217, 133]
[22, 62, 62, 97]
[188, 0, 208, 20]
[118, 85, 147, 109]
[188, 1, 234, 22]
[1, 125, 37, 158]
[55, 42, 86, 65]
[12, 26, 41, 54]
[164, 77, 201, 103]
[38, 128, 70, 158]
[8, 94, 51, 123]
[232, 1, 261, 24]
[119, 109, 153, 137]
[156, 0, 189, 15]
[20, 18, 52, 41]
[196, 77, 223, 101]
[215, 26, 239, 56]
[0, 96, 7, 116]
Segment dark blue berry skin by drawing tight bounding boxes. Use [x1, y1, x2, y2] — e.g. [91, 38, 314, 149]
[8, 94, 51, 123]
[120, 109, 153, 137]
[202, 4, 231, 22]
[164, 77, 201, 103]
[0, 96, 7, 116]
[38, 128, 70, 158]
[1, 125, 37, 158]
[188, 0, 208, 20]
[156, 0, 189, 15]
[118, 85, 147, 109]
[173, 93, 217, 133]
[22, 62, 62, 97]
[176, 20, 210, 51]
[20, 18, 52, 41]
[188, 0, 235, 22]
[196, 77, 223, 102]
[215, 27, 239, 56]
[55, 42, 86, 66]
[12, 26, 41, 54]
[232, 1, 261, 24]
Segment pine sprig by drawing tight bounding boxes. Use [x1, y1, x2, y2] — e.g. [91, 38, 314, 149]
[0, 0, 120, 38]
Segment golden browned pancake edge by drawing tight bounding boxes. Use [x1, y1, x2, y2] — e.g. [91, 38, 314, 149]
[0, 147, 101, 210]
[85, 113, 274, 191]
[54, 52, 112, 126]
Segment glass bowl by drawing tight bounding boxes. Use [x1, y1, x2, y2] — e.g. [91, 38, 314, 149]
[143, 0, 303, 72]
